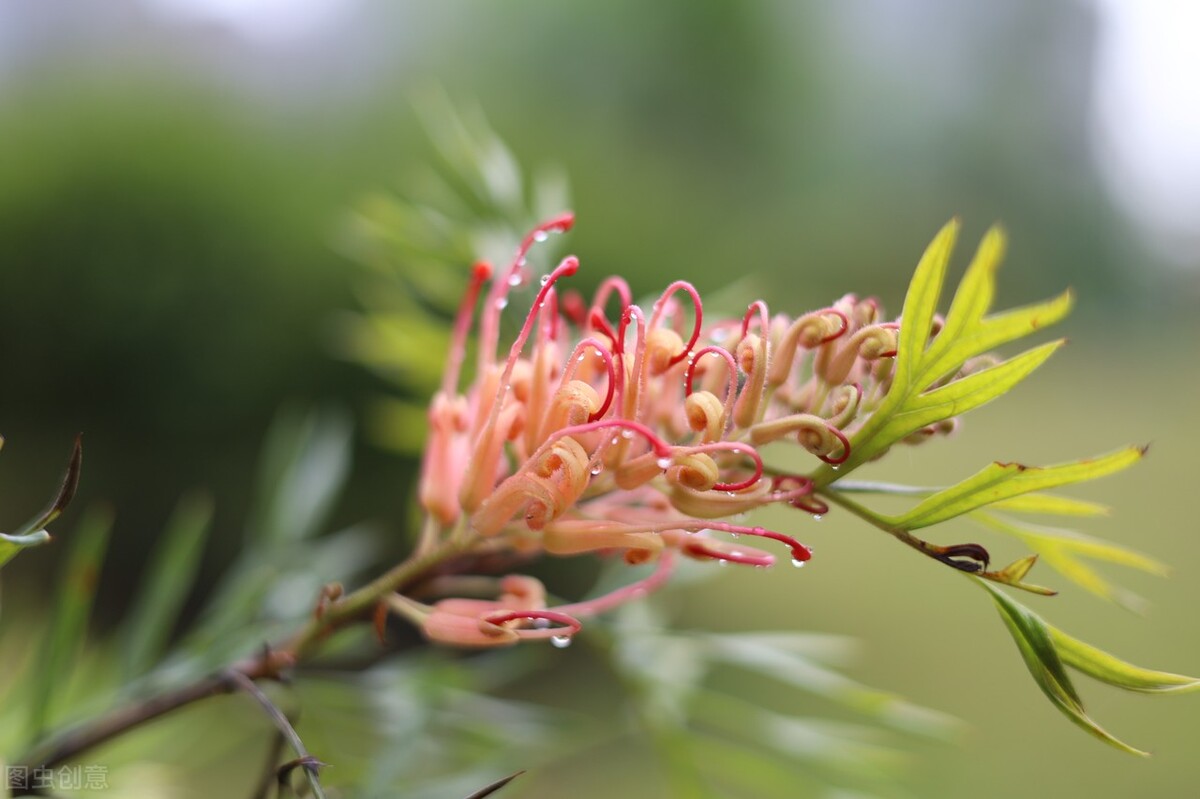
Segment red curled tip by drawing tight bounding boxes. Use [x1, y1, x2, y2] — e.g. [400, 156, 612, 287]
[791, 495, 829, 516]
[876, 322, 900, 357]
[682, 538, 775, 568]
[816, 426, 852, 465]
[565, 338, 616, 422]
[561, 289, 587, 326]
[742, 300, 770, 337]
[819, 309, 850, 344]
[746, 526, 812, 563]
[654, 281, 703, 368]
[481, 608, 582, 641]
[589, 308, 619, 347]
[684, 345, 738, 397]
[710, 523, 812, 564]
[472, 260, 494, 281]
[693, 443, 763, 492]
[552, 418, 672, 458]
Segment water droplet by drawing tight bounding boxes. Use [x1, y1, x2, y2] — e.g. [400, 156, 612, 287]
[590, 464, 603, 476]
[812, 514, 824, 522]
[532, 618, 551, 629]
[578, 353, 587, 362]
[830, 465, 840, 471]
[534, 230, 550, 243]
[538, 301, 545, 309]
[611, 436, 620, 445]
[495, 298, 509, 310]
[550, 634, 572, 648]
[620, 429, 634, 439]
[517, 257, 527, 267]
[540, 274, 551, 287]
[656, 456, 672, 469]
[717, 559, 728, 567]
[730, 532, 740, 538]
[791, 558, 807, 568]
[507, 274, 522, 287]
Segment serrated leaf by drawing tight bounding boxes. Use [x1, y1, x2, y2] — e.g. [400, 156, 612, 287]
[1048, 625, 1200, 694]
[891, 446, 1144, 530]
[28, 506, 113, 740]
[973, 512, 1165, 610]
[121, 492, 214, 679]
[976, 579, 1148, 756]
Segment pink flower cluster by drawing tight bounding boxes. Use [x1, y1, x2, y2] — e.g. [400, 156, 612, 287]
[413, 213, 924, 646]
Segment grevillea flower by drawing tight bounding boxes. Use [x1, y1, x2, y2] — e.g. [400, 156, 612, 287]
[409, 213, 973, 647]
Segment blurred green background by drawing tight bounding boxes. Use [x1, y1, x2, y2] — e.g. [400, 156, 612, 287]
[1, 1, 1197, 797]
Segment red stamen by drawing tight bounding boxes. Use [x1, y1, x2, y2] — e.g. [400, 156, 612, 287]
[443, 261, 492, 396]
[682, 537, 775, 568]
[560, 289, 587, 326]
[588, 277, 633, 340]
[819, 309, 851, 344]
[678, 442, 764, 492]
[649, 281, 704, 368]
[684, 345, 738, 398]
[742, 300, 770, 337]
[817, 426, 852, 465]
[547, 418, 673, 458]
[556, 552, 675, 617]
[481, 608, 583, 641]
[561, 337, 617, 422]
[791, 495, 830, 515]
[875, 322, 900, 357]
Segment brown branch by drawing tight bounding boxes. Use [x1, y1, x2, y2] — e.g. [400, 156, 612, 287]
[14, 532, 472, 776]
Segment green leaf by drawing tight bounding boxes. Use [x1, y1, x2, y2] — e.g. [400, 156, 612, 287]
[890, 446, 1145, 530]
[1048, 625, 1200, 694]
[919, 224, 1006, 381]
[121, 492, 215, 679]
[28, 506, 113, 740]
[892, 218, 959, 395]
[976, 579, 1148, 756]
[973, 512, 1165, 610]
[874, 340, 1063, 446]
[812, 225, 1073, 487]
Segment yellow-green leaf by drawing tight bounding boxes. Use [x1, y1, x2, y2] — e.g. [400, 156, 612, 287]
[972, 512, 1166, 611]
[1048, 625, 1200, 694]
[988, 493, 1111, 517]
[976, 579, 1148, 756]
[919, 225, 1005, 382]
[891, 446, 1145, 530]
[892, 218, 959, 397]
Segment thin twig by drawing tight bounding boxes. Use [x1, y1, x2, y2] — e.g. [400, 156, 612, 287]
[224, 669, 327, 799]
